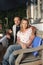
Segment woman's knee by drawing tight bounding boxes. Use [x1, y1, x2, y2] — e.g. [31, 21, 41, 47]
[7, 45, 15, 52]
[7, 45, 13, 50]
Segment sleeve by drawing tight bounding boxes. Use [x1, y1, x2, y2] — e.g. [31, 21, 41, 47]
[0, 35, 9, 47]
[30, 28, 34, 36]
[28, 28, 32, 36]
[30, 28, 32, 33]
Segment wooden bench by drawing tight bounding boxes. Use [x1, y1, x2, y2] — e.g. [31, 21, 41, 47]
[13, 30, 43, 65]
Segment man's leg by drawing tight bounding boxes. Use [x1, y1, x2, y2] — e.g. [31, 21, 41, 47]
[0, 35, 9, 47]
[2, 45, 22, 65]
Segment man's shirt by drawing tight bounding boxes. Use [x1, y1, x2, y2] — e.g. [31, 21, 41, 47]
[12, 25, 20, 43]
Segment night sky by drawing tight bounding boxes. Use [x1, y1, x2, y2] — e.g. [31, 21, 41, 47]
[0, 0, 28, 11]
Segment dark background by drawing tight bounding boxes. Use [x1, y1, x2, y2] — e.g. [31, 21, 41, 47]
[0, 0, 28, 11]
[0, 0, 28, 29]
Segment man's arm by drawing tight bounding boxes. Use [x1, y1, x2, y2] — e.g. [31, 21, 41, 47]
[30, 26, 37, 35]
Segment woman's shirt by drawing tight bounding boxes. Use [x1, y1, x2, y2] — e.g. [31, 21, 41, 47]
[17, 28, 32, 44]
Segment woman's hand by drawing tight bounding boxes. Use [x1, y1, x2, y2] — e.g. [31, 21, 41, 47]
[17, 37, 27, 49]
[21, 43, 27, 49]
[17, 37, 21, 44]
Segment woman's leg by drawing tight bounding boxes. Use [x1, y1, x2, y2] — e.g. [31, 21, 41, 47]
[2, 45, 22, 65]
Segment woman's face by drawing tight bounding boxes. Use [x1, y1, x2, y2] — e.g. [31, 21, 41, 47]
[21, 20, 28, 29]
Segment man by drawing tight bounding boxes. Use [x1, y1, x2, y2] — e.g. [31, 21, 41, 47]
[2, 16, 21, 65]
[9, 16, 20, 43]
[12, 16, 20, 43]
[0, 16, 20, 47]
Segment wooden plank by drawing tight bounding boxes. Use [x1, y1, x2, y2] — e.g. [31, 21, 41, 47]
[13, 45, 43, 55]
[15, 53, 24, 65]
[21, 56, 40, 63]
[20, 60, 42, 65]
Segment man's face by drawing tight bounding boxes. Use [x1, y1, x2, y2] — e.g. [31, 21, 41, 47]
[14, 17, 20, 26]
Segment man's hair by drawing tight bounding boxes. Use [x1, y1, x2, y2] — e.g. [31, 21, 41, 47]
[13, 16, 20, 21]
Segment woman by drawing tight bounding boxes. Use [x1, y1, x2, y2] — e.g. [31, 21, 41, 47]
[17, 18, 35, 48]
[2, 18, 35, 65]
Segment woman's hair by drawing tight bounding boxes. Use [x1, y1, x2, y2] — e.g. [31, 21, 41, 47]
[20, 18, 29, 31]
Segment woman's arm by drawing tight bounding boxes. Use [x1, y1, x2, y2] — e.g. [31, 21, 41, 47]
[26, 32, 35, 47]
[17, 37, 27, 49]
[17, 32, 35, 48]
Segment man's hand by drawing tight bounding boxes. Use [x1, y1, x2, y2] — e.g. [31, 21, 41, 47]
[6, 34, 10, 39]
[8, 29, 12, 34]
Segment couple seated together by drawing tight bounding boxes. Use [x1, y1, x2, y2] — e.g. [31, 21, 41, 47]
[2, 17, 42, 65]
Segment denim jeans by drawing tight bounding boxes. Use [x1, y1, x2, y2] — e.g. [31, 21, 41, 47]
[2, 45, 22, 65]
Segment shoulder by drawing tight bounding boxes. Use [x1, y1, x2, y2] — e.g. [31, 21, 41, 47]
[27, 28, 32, 32]
[13, 25, 16, 28]
[30, 26, 36, 34]
[12, 25, 16, 31]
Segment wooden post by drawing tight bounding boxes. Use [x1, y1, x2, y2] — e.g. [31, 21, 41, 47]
[37, 0, 41, 18]
[30, 0, 34, 23]
[42, 0, 43, 19]
[26, 1, 31, 20]
[15, 53, 23, 65]
[42, 50, 43, 65]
